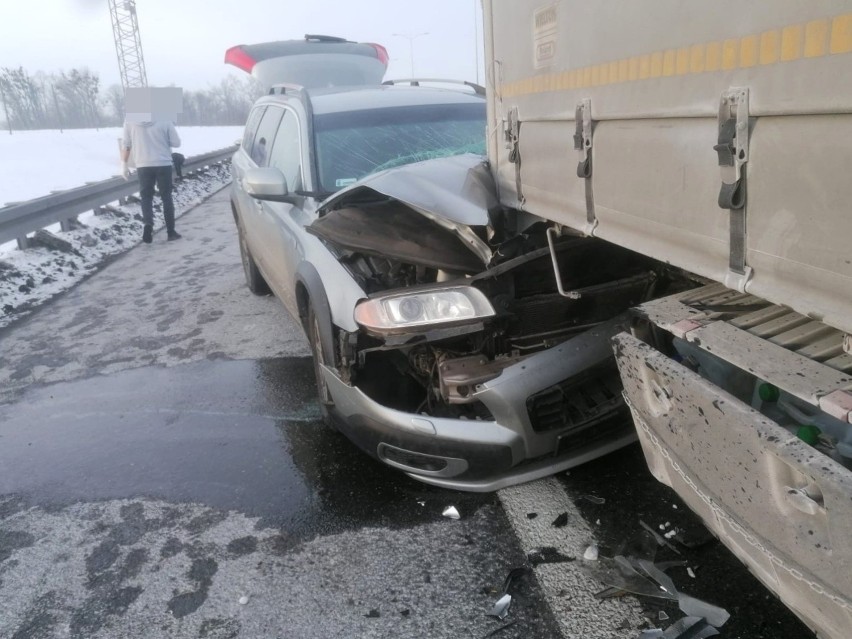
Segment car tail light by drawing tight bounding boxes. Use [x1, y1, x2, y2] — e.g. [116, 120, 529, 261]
[224, 45, 257, 73]
[368, 43, 389, 67]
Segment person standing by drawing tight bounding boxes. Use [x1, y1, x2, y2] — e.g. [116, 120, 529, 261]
[121, 118, 182, 243]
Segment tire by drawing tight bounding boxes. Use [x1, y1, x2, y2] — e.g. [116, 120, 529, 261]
[237, 218, 270, 295]
[307, 304, 336, 430]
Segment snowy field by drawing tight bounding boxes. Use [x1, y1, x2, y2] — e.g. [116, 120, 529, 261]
[0, 125, 242, 206]
[0, 126, 241, 327]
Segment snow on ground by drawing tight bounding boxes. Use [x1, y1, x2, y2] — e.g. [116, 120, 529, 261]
[0, 126, 242, 205]
[0, 163, 232, 329]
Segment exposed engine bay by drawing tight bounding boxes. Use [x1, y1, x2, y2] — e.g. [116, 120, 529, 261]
[309, 159, 690, 422]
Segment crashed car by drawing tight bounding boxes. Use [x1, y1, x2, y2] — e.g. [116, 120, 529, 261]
[229, 38, 674, 490]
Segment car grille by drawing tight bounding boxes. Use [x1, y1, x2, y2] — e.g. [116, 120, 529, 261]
[526, 366, 625, 434]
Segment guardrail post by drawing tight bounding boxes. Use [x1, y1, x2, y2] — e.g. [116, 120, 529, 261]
[59, 217, 79, 232]
[16, 235, 29, 250]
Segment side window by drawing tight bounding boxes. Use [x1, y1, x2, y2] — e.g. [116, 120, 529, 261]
[242, 107, 265, 159]
[250, 107, 284, 167]
[267, 110, 302, 192]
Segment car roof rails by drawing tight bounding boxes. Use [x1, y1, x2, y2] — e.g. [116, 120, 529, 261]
[268, 82, 308, 97]
[304, 34, 351, 43]
[382, 78, 485, 96]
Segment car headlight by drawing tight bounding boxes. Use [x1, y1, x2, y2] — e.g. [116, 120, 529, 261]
[354, 286, 495, 335]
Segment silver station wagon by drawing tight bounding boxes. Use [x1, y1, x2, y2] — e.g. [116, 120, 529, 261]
[229, 37, 664, 490]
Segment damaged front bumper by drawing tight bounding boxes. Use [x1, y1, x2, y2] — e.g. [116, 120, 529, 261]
[321, 315, 637, 492]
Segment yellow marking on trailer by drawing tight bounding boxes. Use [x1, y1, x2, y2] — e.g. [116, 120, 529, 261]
[618, 58, 630, 82]
[722, 38, 738, 69]
[705, 42, 722, 72]
[608, 61, 619, 83]
[662, 50, 676, 76]
[689, 44, 705, 73]
[676, 47, 690, 75]
[639, 54, 651, 79]
[781, 24, 803, 61]
[805, 19, 829, 57]
[831, 14, 852, 54]
[740, 35, 759, 67]
[760, 30, 780, 65]
[628, 57, 640, 81]
[498, 13, 852, 99]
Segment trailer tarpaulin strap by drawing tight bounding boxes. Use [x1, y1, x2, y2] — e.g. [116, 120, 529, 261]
[715, 89, 750, 277]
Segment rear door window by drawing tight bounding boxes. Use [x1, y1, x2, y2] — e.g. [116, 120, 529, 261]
[242, 106, 265, 159]
[250, 107, 284, 167]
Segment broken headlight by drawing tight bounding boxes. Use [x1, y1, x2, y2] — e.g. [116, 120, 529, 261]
[354, 286, 495, 335]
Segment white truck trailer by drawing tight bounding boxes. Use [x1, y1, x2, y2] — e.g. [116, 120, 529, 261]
[482, 2, 852, 637]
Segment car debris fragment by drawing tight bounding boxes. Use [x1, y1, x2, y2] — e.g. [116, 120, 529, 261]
[583, 545, 599, 561]
[442, 505, 460, 520]
[582, 552, 730, 632]
[488, 594, 512, 620]
[582, 495, 606, 505]
[527, 547, 575, 566]
[639, 520, 682, 555]
[551, 512, 569, 527]
[639, 616, 720, 639]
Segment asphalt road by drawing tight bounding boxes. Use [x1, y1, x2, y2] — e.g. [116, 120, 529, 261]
[0, 187, 815, 639]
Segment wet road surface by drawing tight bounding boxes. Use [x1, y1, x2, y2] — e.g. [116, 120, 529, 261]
[0, 186, 819, 638]
[0, 189, 563, 638]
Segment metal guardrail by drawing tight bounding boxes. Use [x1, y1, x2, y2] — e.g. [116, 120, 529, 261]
[0, 145, 238, 249]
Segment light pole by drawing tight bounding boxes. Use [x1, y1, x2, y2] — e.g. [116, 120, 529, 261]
[392, 32, 429, 77]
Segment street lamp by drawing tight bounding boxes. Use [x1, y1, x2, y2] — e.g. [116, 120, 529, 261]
[392, 32, 429, 77]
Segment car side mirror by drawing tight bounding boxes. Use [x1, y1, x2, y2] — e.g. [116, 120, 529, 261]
[244, 167, 297, 203]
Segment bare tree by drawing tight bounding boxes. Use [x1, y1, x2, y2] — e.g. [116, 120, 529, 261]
[0, 67, 45, 129]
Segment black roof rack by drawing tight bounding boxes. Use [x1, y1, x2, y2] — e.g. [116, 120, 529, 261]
[382, 78, 485, 96]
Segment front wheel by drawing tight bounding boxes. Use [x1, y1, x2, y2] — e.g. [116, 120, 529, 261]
[307, 305, 336, 430]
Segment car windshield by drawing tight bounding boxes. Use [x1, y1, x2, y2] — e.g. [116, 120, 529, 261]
[313, 102, 485, 192]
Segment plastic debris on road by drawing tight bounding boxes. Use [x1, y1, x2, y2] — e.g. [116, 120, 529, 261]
[637, 616, 720, 639]
[582, 494, 606, 505]
[639, 519, 682, 555]
[581, 552, 730, 633]
[238, 595, 249, 605]
[658, 611, 669, 621]
[489, 593, 512, 620]
[551, 512, 569, 527]
[687, 567, 696, 579]
[583, 545, 599, 561]
[442, 505, 460, 520]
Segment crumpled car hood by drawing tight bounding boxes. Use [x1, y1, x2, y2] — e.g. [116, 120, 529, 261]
[314, 154, 497, 267]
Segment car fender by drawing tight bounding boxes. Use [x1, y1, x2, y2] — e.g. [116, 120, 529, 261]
[295, 262, 338, 365]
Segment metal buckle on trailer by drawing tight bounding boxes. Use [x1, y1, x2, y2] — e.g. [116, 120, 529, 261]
[714, 88, 749, 211]
[504, 107, 525, 206]
[715, 88, 753, 289]
[573, 99, 592, 178]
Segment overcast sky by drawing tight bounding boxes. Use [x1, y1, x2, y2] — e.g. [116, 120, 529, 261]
[0, 0, 484, 89]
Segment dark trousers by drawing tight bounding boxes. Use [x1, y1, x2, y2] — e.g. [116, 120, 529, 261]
[138, 166, 175, 231]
